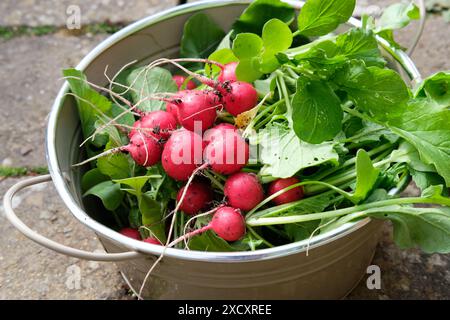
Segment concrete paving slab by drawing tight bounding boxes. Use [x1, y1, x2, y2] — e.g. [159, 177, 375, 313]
[0, 177, 130, 299]
[0, 0, 178, 27]
[0, 34, 108, 167]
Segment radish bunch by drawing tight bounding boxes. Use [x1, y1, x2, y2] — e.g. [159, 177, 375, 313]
[75, 59, 303, 246]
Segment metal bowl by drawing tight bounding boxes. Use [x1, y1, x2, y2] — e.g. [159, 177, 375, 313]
[6, 0, 421, 299]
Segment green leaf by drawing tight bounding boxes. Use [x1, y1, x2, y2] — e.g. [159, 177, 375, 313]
[298, 0, 356, 37]
[293, 29, 384, 66]
[260, 19, 293, 73]
[376, 2, 420, 32]
[233, 33, 264, 59]
[410, 169, 447, 193]
[114, 175, 160, 197]
[232, 33, 264, 82]
[421, 184, 445, 199]
[251, 192, 333, 218]
[126, 67, 177, 113]
[97, 141, 131, 180]
[232, 0, 295, 35]
[139, 192, 166, 242]
[344, 119, 398, 144]
[110, 67, 134, 101]
[389, 141, 436, 172]
[63, 68, 112, 147]
[232, 19, 293, 78]
[292, 79, 343, 144]
[334, 28, 385, 67]
[147, 164, 178, 201]
[111, 103, 135, 128]
[351, 149, 380, 203]
[128, 207, 142, 229]
[262, 18, 293, 53]
[335, 61, 410, 120]
[284, 221, 320, 242]
[367, 205, 450, 253]
[374, 2, 420, 49]
[415, 71, 450, 106]
[188, 230, 236, 252]
[387, 98, 450, 186]
[180, 13, 226, 68]
[291, 39, 338, 61]
[81, 168, 109, 193]
[84, 181, 124, 211]
[254, 73, 278, 96]
[257, 125, 339, 178]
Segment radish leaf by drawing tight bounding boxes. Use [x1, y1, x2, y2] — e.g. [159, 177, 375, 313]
[84, 181, 124, 211]
[298, 0, 356, 37]
[292, 79, 343, 144]
[258, 125, 339, 178]
[126, 66, 177, 113]
[180, 13, 225, 68]
[367, 205, 450, 254]
[232, 0, 295, 35]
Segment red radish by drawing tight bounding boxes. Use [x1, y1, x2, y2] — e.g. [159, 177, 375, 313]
[218, 62, 238, 83]
[204, 131, 249, 175]
[73, 132, 162, 168]
[268, 177, 304, 205]
[120, 228, 141, 240]
[142, 237, 162, 245]
[166, 103, 179, 122]
[203, 123, 237, 144]
[162, 129, 204, 181]
[129, 110, 177, 139]
[210, 206, 246, 241]
[129, 119, 142, 138]
[168, 206, 246, 246]
[224, 172, 264, 211]
[149, 59, 258, 117]
[220, 81, 258, 116]
[167, 90, 219, 132]
[126, 133, 162, 167]
[176, 180, 213, 215]
[173, 75, 196, 90]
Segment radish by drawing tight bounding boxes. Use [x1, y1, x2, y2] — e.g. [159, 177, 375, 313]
[210, 206, 246, 241]
[268, 177, 304, 205]
[162, 129, 204, 181]
[120, 227, 141, 240]
[204, 130, 249, 175]
[129, 110, 177, 139]
[166, 102, 179, 121]
[224, 172, 264, 211]
[203, 123, 237, 144]
[126, 133, 162, 167]
[218, 62, 238, 83]
[176, 180, 213, 215]
[148, 59, 258, 117]
[164, 90, 220, 132]
[73, 132, 162, 168]
[219, 81, 258, 117]
[168, 206, 246, 245]
[142, 237, 162, 245]
[173, 75, 196, 90]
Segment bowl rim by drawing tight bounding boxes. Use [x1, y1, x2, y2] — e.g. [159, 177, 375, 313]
[46, 0, 421, 263]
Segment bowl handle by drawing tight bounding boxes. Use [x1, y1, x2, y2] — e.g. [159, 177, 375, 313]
[3, 175, 142, 261]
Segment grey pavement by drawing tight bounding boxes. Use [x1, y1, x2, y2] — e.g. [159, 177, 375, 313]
[0, 0, 178, 26]
[0, 0, 449, 300]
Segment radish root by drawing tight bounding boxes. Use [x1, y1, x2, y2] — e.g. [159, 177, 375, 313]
[137, 162, 209, 299]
